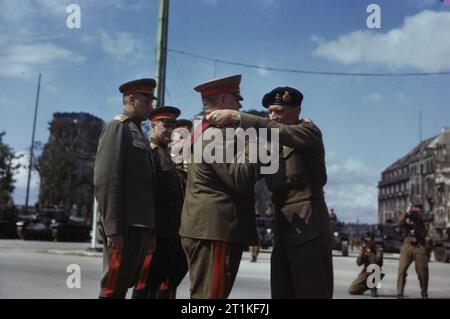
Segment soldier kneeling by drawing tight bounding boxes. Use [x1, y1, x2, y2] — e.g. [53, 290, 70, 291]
[348, 232, 384, 297]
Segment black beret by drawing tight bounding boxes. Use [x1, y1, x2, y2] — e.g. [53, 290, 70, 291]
[262, 86, 303, 108]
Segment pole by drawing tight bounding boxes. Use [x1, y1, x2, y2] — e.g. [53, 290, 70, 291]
[25, 73, 41, 212]
[155, 0, 170, 108]
[90, 196, 99, 250]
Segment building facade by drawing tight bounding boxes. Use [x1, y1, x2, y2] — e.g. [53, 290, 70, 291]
[378, 128, 450, 237]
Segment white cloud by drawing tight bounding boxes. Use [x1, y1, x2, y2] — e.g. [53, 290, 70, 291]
[362, 92, 383, 103]
[313, 10, 450, 72]
[0, 43, 86, 78]
[99, 31, 141, 60]
[11, 151, 40, 206]
[325, 157, 379, 223]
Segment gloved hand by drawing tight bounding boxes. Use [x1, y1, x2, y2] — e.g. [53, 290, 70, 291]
[206, 110, 240, 127]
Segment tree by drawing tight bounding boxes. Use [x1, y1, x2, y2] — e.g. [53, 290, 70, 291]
[36, 113, 104, 212]
[0, 131, 21, 204]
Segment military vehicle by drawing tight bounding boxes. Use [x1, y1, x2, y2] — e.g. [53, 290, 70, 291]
[330, 220, 349, 256]
[17, 207, 90, 242]
[0, 205, 18, 238]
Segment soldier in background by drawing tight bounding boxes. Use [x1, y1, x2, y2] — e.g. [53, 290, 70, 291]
[132, 106, 188, 299]
[396, 203, 430, 299]
[348, 232, 384, 297]
[94, 78, 157, 299]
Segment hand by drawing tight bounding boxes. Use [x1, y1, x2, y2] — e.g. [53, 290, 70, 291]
[107, 234, 124, 251]
[206, 110, 240, 127]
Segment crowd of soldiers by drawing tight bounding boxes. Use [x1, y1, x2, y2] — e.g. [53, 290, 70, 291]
[92, 74, 431, 299]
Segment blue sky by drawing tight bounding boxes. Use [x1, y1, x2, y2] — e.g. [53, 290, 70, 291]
[1, 0, 449, 223]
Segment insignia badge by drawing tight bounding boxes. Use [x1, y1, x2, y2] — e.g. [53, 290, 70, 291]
[274, 93, 282, 103]
[282, 91, 292, 103]
[113, 114, 129, 122]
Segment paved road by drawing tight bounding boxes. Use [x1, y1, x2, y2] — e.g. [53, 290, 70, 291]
[1, 240, 449, 299]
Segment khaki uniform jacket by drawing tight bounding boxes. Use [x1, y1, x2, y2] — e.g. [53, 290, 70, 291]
[239, 113, 328, 243]
[94, 114, 155, 237]
[179, 126, 260, 246]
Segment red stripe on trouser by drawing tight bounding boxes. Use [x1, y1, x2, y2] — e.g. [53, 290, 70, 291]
[209, 242, 227, 299]
[159, 279, 169, 290]
[101, 250, 122, 297]
[135, 253, 153, 290]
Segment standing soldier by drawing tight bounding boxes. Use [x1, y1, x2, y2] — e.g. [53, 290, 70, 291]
[132, 106, 188, 299]
[348, 232, 384, 297]
[207, 86, 334, 298]
[94, 78, 157, 299]
[397, 203, 430, 299]
[179, 75, 261, 299]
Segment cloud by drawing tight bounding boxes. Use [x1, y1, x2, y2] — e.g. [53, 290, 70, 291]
[362, 92, 383, 103]
[11, 151, 40, 206]
[0, 43, 86, 78]
[325, 156, 379, 223]
[313, 10, 450, 72]
[99, 31, 142, 60]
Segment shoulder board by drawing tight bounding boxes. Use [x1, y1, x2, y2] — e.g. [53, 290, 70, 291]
[113, 114, 129, 123]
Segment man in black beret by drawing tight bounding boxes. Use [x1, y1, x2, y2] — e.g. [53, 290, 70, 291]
[94, 78, 157, 298]
[207, 86, 334, 298]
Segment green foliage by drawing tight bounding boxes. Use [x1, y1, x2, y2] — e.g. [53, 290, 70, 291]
[0, 131, 21, 204]
[36, 113, 104, 211]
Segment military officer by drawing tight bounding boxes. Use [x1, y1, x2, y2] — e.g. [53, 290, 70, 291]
[179, 75, 261, 299]
[348, 232, 384, 297]
[94, 78, 157, 298]
[132, 106, 188, 299]
[397, 203, 429, 299]
[207, 86, 334, 298]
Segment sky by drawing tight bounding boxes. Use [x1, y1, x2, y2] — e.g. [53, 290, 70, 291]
[0, 0, 449, 223]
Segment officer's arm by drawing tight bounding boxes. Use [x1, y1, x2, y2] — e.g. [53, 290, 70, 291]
[239, 112, 322, 150]
[356, 250, 366, 266]
[94, 121, 125, 237]
[211, 162, 260, 194]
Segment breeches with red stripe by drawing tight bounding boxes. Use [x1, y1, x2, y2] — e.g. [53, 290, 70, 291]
[99, 226, 153, 298]
[181, 237, 243, 299]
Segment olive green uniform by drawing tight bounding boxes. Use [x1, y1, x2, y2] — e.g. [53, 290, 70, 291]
[179, 125, 260, 299]
[348, 245, 384, 295]
[396, 212, 429, 298]
[239, 112, 333, 299]
[132, 141, 187, 299]
[94, 113, 155, 298]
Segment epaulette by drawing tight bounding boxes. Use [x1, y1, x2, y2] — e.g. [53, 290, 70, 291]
[113, 114, 129, 122]
[302, 118, 316, 129]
